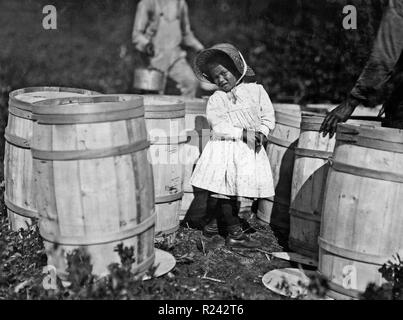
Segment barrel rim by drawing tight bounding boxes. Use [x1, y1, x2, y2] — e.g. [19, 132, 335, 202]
[9, 87, 99, 111]
[301, 112, 381, 121]
[142, 95, 186, 118]
[303, 103, 337, 112]
[32, 94, 144, 115]
[182, 97, 207, 114]
[273, 103, 301, 110]
[337, 123, 403, 144]
[142, 95, 186, 110]
[301, 111, 327, 118]
[162, 95, 206, 105]
[300, 114, 382, 131]
[274, 110, 301, 128]
[185, 106, 207, 114]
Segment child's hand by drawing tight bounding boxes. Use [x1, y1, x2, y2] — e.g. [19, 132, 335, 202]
[255, 131, 268, 152]
[242, 128, 256, 148]
[144, 43, 155, 57]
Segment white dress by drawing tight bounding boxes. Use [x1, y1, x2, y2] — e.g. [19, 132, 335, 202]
[190, 83, 276, 198]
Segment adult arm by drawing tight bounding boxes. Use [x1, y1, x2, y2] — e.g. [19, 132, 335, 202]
[350, 0, 403, 106]
[320, 0, 403, 137]
[132, 0, 154, 52]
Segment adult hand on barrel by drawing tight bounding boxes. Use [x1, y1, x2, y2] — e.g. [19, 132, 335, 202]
[144, 42, 155, 57]
[319, 97, 360, 138]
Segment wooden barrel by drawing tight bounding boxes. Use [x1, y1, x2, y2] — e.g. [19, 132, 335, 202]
[31, 95, 155, 277]
[318, 123, 403, 299]
[273, 103, 301, 113]
[4, 87, 98, 231]
[257, 106, 301, 232]
[289, 113, 381, 259]
[143, 95, 186, 241]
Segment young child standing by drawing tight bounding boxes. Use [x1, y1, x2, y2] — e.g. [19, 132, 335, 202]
[190, 43, 276, 249]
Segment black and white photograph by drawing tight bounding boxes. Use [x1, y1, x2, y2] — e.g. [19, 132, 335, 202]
[0, 0, 402, 308]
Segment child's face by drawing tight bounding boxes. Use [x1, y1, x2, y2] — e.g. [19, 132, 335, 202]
[207, 62, 238, 92]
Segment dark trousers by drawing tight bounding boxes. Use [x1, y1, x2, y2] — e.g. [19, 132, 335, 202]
[205, 193, 240, 229]
[383, 82, 403, 129]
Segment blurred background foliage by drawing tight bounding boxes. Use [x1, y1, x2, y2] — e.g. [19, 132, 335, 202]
[0, 0, 385, 177]
[0, 0, 385, 101]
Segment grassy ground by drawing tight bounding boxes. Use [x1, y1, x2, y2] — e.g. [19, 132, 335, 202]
[0, 203, 297, 300]
[1, 200, 401, 300]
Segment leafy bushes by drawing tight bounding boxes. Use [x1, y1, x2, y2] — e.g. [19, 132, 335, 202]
[0, 212, 162, 300]
[0, 0, 386, 177]
[0, 0, 384, 100]
[361, 255, 403, 300]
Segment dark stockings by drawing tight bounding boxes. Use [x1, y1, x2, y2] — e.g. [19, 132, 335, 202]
[203, 195, 242, 237]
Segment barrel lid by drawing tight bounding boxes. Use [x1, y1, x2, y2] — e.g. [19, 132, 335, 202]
[9, 87, 99, 112]
[142, 248, 176, 280]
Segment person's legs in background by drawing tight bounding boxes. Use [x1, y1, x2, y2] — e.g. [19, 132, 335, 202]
[168, 57, 199, 98]
[382, 83, 403, 129]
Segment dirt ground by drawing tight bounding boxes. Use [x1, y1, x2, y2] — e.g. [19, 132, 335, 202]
[156, 217, 293, 300]
[0, 201, 301, 300]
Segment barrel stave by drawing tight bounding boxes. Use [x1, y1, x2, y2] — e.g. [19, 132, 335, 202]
[143, 95, 186, 240]
[257, 107, 301, 231]
[181, 98, 209, 223]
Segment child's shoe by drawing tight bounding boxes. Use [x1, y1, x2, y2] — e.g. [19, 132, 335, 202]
[225, 224, 260, 249]
[202, 219, 219, 239]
